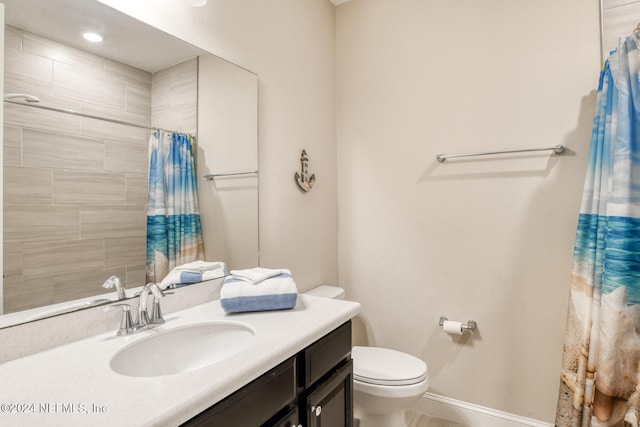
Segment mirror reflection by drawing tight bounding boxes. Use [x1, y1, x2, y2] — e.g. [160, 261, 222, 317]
[0, 0, 259, 327]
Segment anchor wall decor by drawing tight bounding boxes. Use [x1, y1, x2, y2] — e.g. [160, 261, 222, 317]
[295, 149, 315, 192]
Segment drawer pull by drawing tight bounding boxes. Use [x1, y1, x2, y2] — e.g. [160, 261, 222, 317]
[311, 405, 322, 417]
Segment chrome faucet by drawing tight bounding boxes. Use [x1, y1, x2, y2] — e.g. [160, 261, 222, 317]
[102, 275, 126, 300]
[135, 283, 167, 328]
[103, 283, 169, 336]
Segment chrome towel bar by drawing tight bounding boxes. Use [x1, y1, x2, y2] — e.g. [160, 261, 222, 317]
[435, 144, 565, 163]
[204, 171, 258, 180]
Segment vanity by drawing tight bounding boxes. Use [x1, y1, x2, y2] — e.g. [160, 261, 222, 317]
[0, 294, 360, 426]
[184, 320, 353, 426]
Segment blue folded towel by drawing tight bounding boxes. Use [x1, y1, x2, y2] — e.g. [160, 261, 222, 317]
[220, 271, 298, 313]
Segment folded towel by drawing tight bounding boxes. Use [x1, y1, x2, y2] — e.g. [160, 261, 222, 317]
[174, 261, 225, 273]
[159, 262, 227, 289]
[220, 272, 298, 313]
[230, 267, 288, 284]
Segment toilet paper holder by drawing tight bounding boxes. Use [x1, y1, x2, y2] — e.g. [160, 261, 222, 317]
[439, 316, 477, 333]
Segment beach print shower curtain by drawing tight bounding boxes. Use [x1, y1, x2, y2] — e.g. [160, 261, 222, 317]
[146, 130, 204, 283]
[556, 34, 640, 426]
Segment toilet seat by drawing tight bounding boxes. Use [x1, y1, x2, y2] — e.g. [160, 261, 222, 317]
[352, 346, 427, 386]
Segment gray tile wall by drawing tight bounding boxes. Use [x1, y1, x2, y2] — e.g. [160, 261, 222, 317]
[602, 0, 640, 56]
[151, 57, 198, 135]
[3, 25, 152, 312]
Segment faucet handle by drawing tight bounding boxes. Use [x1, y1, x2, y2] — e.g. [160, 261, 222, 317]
[102, 304, 134, 336]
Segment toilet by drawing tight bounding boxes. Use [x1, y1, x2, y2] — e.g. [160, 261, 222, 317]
[304, 286, 429, 427]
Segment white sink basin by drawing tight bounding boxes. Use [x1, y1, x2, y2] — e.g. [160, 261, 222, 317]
[110, 321, 255, 377]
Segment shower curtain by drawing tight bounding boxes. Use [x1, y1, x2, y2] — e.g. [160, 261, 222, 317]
[146, 129, 204, 284]
[556, 33, 640, 426]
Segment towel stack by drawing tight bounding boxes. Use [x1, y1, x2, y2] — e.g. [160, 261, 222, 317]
[220, 267, 298, 313]
[159, 261, 228, 290]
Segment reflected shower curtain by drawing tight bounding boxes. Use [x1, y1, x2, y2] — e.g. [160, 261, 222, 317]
[146, 130, 204, 283]
[556, 34, 640, 426]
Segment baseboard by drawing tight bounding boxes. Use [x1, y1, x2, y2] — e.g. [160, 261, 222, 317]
[413, 392, 554, 427]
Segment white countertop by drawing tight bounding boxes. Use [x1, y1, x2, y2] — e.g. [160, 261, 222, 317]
[0, 294, 361, 427]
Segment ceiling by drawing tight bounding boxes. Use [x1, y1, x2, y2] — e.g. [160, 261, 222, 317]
[0, 0, 205, 73]
[0, 0, 352, 73]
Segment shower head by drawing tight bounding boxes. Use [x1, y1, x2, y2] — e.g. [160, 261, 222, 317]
[4, 93, 41, 103]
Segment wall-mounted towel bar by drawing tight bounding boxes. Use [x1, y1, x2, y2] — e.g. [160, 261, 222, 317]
[204, 171, 258, 181]
[435, 144, 565, 163]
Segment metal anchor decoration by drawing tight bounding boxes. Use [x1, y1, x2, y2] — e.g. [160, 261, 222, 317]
[295, 149, 316, 192]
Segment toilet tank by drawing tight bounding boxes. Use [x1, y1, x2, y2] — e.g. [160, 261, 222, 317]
[304, 285, 345, 300]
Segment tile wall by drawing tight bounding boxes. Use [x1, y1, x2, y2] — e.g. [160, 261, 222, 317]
[2, 25, 199, 314]
[2, 25, 152, 313]
[602, 0, 640, 56]
[152, 58, 198, 135]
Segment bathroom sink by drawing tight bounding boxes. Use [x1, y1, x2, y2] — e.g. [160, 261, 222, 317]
[110, 321, 255, 377]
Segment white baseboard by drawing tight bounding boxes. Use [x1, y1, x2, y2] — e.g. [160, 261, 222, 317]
[413, 392, 554, 427]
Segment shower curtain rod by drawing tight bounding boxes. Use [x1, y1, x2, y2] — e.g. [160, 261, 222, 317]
[3, 99, 195, 137]
[435, 144, 565, 163]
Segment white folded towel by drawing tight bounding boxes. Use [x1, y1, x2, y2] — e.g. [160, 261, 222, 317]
[174, 261, 225, 273]
[159, 262, 227, 290]
[230, 267, 288, 284]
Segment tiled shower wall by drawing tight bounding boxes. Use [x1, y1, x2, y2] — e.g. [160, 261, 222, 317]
[2, 24, 199, 314]
[2, 25, 152, 313]
[602, 0, 640, 55]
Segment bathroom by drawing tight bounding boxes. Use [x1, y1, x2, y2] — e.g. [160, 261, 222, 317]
[0, 0, 629, 425]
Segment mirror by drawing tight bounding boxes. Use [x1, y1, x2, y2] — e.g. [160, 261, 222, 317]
[0, 0, 259, 327]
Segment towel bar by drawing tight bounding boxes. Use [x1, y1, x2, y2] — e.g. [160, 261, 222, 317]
[435, 145, 565, 163]
[204, 170, 258, 180]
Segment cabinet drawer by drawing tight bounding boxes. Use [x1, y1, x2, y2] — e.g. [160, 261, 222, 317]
[182, 356, 296, 426]
[302, 321, 351, 388]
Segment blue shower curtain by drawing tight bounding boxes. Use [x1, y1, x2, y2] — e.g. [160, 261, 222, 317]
[556, 34, 640, 426]
[146, 130, 204, 283]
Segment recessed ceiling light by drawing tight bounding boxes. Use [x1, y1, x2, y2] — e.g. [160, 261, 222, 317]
[83, 32, 105, 43]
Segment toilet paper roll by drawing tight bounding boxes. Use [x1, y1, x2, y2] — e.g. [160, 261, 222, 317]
[442, 320, 463, 335]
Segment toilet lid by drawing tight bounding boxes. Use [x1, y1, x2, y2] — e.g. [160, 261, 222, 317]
[352, 346, 427, 386]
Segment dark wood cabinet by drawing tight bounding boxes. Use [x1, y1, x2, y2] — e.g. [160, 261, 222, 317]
[181, 321, 353, 427]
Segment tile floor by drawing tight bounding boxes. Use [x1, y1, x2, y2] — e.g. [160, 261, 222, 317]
[406, 411, 467, 427]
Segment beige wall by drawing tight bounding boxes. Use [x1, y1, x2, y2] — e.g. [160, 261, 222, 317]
[3, 25, 150, 312]
[336, 0, 600, 422]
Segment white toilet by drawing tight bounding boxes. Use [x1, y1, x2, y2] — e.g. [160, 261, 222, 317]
[304, 286, 429, 427]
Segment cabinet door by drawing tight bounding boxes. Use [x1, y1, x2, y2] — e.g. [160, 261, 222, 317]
[304, 360, 353, 427]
